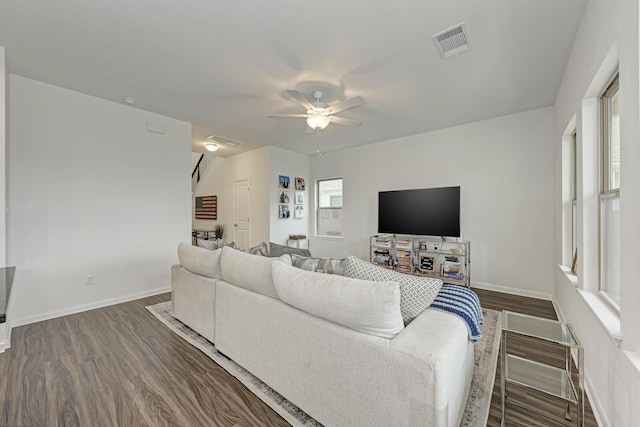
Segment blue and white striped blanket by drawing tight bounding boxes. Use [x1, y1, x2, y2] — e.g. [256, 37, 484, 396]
[428, 284, 483, 342]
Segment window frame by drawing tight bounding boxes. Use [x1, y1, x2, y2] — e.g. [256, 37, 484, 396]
[598, 72, 620, 308]
[316, 177, 343, 238]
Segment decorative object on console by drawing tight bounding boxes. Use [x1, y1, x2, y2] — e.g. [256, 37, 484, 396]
[195, 195, 217, 220]
[214, 224, 224, 240]
[343, 256, 442, 325]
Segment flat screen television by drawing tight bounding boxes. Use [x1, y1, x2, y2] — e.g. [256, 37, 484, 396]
[378, 186, 460, 237]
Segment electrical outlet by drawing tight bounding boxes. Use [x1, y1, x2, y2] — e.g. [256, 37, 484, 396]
[85, 274, 95, 286]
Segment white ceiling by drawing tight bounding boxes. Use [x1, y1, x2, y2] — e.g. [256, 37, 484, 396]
[0, 0, 586, 157]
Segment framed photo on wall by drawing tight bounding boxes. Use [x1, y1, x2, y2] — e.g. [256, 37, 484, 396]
[279, 175, 290, 189]
[279, 191, 290, 204]
[295, 191, 304, 205]
[294, 205, 304, 219]
[295, 177, 305, 190]
[279, 204, 291, 219]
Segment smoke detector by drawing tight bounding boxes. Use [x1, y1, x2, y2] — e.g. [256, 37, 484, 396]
[432, 22, 472, 59]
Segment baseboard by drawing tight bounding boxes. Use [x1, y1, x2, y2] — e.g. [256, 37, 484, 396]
[12, 286, 171, 327]
[0, 321, 11, 352]
[471, 281, 552, 301]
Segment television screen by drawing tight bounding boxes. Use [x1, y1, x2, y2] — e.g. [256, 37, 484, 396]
[378, 186, 460, 237]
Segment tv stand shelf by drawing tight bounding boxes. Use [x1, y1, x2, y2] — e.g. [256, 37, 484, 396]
[370, 235, 470, 288]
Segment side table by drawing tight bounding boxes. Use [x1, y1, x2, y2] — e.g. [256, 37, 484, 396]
[501, 310, 584, 426]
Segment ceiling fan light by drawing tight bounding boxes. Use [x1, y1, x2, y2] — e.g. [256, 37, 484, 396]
[306, 114, 330, 130]
[205, 143, 219, 152]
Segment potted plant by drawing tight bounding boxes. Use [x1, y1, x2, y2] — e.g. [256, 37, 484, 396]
[214, 224, 224, 240]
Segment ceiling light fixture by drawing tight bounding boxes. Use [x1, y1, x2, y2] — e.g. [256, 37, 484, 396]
[205, 143, 219, 152]
[306, 114, 331, 130]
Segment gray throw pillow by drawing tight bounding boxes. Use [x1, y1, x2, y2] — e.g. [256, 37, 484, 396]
[244, 242, 270, 257]
[343, 256, 443, 325]
[290, 254, 346, 275]
[268, 242, 311, 258]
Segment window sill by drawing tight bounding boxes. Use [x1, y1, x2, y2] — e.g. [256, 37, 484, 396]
[558, 265, 623, 346]
[558, 265, 579, 286]
[577, 288, 623, 347]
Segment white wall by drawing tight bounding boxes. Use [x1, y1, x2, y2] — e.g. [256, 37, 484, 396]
[310, 107, 555, 298]
[553, 0, 640, 425]
[216, 146, 271, 248]
[7, 75, 192, 325]
[269, 146, 310, 245]
[0, 47, 6, 266]
[192, 156, 227, 233]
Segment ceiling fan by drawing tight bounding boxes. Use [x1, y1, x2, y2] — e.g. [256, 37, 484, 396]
[267, 89, 366, 130]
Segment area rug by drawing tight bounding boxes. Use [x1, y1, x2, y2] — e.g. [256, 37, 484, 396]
[146, 302, 501, 427]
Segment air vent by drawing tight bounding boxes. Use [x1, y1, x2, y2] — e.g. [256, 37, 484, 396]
[432, 22, 472, 59]
[206, 135, 246, 146]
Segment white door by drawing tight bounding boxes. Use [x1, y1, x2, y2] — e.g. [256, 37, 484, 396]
[234, 178, 251, 250]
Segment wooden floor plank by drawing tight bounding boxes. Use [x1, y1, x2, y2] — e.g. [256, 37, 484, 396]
[0, 289, 600, 426]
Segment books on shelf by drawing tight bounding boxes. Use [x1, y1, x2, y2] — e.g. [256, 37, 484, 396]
[395, 239, 411, 249]
[370, 235, 469, 286]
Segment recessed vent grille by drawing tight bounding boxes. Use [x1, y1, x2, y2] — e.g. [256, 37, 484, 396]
[432, 22, 472, 59]
[207, 135, 246, 146]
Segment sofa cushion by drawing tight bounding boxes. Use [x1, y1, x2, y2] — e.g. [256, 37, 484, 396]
[290, 254, 346, 275]
[177, 242, 223, 279]
[268, 242, 311, 258]
[272, 261, 404, 339]
[244, 241, 270, 257]
[220, 246, 291, 299]
[344, 256, 443, 325]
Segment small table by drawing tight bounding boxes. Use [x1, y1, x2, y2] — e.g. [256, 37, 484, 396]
[501, 310, 584, 427]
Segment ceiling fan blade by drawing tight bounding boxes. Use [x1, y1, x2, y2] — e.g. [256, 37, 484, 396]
[327, 96, 366, 114]
[286, 89, 314, 110]
[266, 113, 309, 118]
[329, 116, 362, 128]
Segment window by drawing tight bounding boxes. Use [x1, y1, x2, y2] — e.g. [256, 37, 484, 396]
[571, 131, 577, 259]
[317, 178, 343, 237]
[599, 74, 620, 305]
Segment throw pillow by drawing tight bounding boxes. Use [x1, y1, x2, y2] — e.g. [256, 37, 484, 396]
[177, 242, 223, 279]
[272, 261, 404, 339]
[289, 254, 346, 275]
[196, 238, 220, 250]
[220, 246, 291, 299]
[219, 241, 238, 250]
[244, 241, 270, 257]
[343, 256, 443, 325]
[268, 242, 311, 258]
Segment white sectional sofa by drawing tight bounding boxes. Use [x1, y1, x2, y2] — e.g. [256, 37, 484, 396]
[171, 243, 474, 427]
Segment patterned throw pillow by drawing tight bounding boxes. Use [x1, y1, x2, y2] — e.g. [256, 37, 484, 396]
[196, 238, 220, 250]
[244, 242, 270, 257]
[343, 256, 443, 325]
[290, 254, 346, 275]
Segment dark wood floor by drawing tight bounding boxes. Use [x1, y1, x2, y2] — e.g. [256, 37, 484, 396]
[474, 288, 598, 427]
[0, 289, 598, 426]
